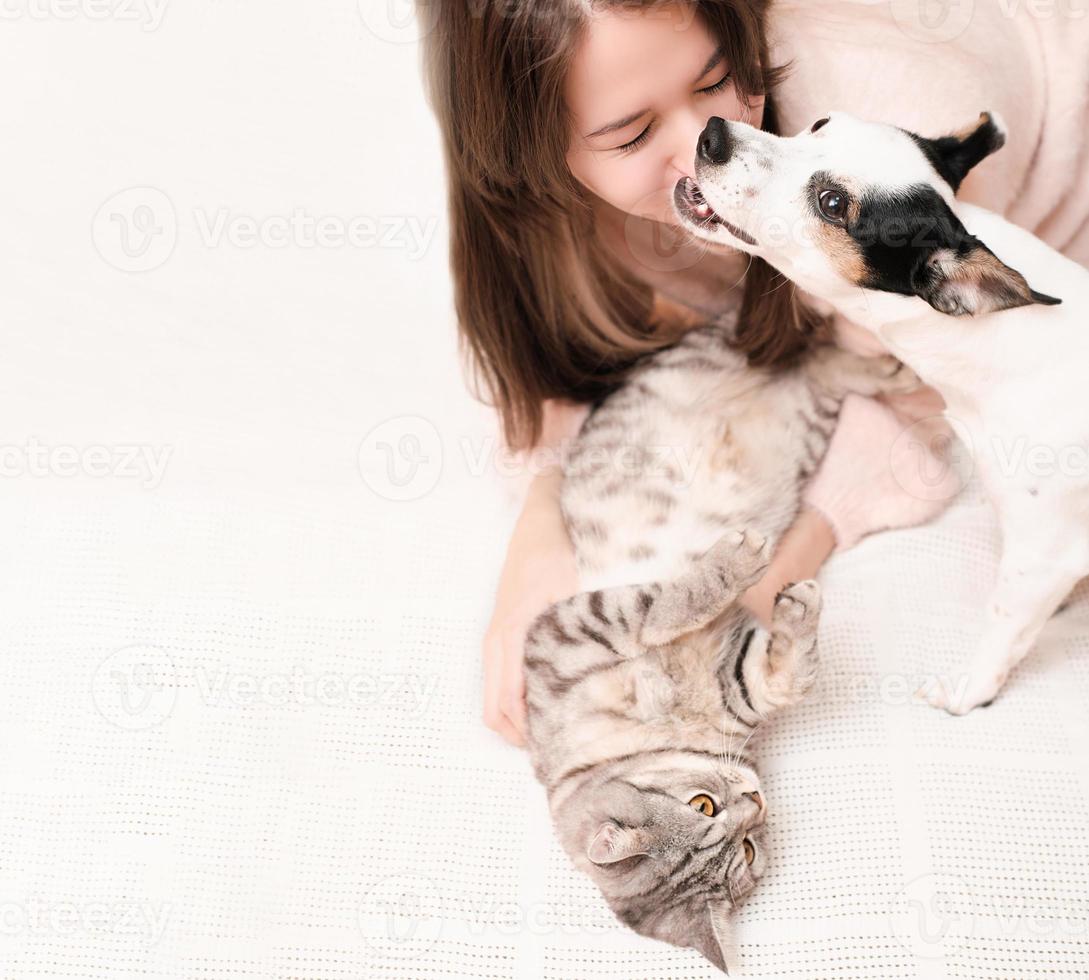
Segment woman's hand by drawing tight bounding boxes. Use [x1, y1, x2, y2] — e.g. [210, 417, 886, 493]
[802, 390, 964, 553]
[483, 398, 589, 746]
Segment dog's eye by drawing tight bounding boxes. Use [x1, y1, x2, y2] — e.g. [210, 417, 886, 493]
[818, 189, 848, 224]
[743, 838, 756, 864]
[688, 794, 716, 816]
[810, 116, 829, 133]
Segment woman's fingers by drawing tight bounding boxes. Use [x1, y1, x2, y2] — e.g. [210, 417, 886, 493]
[498, 622, 529, 745]
[483, 625, 527, 746]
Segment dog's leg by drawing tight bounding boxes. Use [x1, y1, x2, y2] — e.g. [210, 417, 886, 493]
[918, 524, 1088, 715]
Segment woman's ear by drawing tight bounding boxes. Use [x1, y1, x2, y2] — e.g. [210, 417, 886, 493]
[910, 239, 1062, 316]
[907, 110, 1007, 194]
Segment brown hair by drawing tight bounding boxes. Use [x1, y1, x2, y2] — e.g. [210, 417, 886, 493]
[419, 0, 829, 452]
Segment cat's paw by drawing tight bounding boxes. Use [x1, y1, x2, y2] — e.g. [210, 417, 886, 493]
[765, 580, 821, 706]
[772, 579, 821, 631]
[809, 347, 922, 398]
[720, 527, 771, 585]
[873, 356, 923, 395]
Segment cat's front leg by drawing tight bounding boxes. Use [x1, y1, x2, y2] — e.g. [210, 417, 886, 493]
[742, 580, 822, 717]
[806, 345, 923, 400]
[524, 528, 770, 687]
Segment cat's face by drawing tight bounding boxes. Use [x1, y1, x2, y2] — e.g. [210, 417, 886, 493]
[556, 759, 768, 972]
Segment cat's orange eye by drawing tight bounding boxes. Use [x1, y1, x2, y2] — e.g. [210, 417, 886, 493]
[688, 794, 716, 816]
[743, 838, 756, 864]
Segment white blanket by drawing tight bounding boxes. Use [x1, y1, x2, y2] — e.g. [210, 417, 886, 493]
[1, 4, 1086, 978]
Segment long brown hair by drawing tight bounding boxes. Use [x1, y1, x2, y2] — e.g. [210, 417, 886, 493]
[419, 0, 828, 452]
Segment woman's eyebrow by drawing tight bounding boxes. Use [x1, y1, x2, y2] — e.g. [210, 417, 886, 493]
[582, 45, 726, 140]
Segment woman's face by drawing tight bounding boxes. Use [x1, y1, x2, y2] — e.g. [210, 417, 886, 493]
[565, 3, 764, 228]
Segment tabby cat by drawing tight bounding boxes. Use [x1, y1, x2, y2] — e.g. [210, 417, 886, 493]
[522, 313, 918, 972]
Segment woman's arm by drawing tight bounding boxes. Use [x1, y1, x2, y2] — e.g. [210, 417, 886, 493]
[482, 398, 589, 746]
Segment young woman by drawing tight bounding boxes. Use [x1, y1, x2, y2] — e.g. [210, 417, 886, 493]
[419, 0, 1089, 746]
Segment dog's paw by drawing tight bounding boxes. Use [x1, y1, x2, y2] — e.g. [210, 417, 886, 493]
[915, 666, 1006, 715]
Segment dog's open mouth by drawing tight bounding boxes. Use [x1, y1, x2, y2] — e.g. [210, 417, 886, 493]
[673, 177, 758, 246]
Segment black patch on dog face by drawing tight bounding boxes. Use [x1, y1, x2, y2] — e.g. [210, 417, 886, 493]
[850, 184, 973, 296]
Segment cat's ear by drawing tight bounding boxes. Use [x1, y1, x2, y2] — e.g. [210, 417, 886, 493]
[690, 899, 740, 975]
[586, 823, 653, 865]
[911, 240, 1062, 316]
[640, 529, 769, 647]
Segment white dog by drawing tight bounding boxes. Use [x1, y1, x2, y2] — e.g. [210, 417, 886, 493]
[673, 108, 1089, 715]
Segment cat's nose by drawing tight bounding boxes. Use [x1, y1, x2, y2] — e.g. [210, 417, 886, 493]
[744, 791, 765, 816]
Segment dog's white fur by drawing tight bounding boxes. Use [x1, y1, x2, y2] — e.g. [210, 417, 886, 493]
[674, 109, 1089, 714]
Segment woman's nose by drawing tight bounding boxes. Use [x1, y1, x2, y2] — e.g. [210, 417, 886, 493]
[698, 116, 733, 164]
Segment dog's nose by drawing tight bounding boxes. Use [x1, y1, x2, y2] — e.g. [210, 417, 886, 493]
[698, 116, 732, 165]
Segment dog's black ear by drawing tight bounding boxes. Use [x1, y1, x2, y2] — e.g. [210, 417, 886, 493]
[910, 239, 1062, 316]
[906, 111, 1007, 194]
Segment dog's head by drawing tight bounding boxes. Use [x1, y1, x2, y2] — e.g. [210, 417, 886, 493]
[673, 110, 1061, 316]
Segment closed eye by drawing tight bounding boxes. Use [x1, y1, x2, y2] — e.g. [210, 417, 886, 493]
[614, 72, 733, 155]
[698, 71, 732, 97]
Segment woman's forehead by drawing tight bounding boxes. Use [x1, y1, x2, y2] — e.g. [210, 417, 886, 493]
[565, 5, 716, 135]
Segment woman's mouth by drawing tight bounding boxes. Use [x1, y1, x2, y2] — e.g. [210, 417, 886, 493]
[673, 177, 758, 246]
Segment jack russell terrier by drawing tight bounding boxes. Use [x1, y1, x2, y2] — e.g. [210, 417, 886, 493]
[673, 108, 1087, 715]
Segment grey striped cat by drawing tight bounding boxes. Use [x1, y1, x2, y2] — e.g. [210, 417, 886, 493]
[523, 314, 919, 973]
